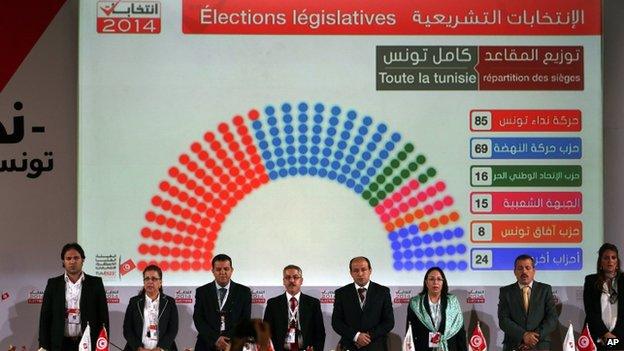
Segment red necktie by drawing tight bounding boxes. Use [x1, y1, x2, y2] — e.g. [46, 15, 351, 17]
[358, 287, 367, 304]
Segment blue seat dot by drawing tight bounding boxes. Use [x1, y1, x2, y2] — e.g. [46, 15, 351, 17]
[328, 171, 337, 180]
[415, 261, 425, 271]
[345, 121, 354, 129]
[402, 239, 411, 248]
[342, 165, 351, 173]
[393, 261, 403, 271]
[313, 125, 322, 134]
[337, 141, 347, 150]
[388, 231, 398, 241]
[279, 169, 288, 177]
[310, 156, 319, 165]
[259, 141, 269, 150]
[318, 169, 327, 177]
[275, 148, 284, 157]
[433, 232, 443, 242]
[360, 176, 369, 185]
[268, 117, 277, 126]
[288, 167, 297, 176]
[456, 244, 467, 254]
[298, 102, 308, 112]
[347, 111, 357, 119]
[454, 227, 464, 238]
[399, 228, 409, 237]
[335, 151, 344, 160]
[425, 248, 434, 257]
[312, 135, 321, 144]
[276, 158, 285, 167]
[287, 156, 296, 165]
[309, 167, 318, 176]
[314, 104, 324, 113]
[269, 171, 278, 179]
[391, 133, 401, 142]
[444, 230, 453, 240]
[281, 103, 291, 113]
[436, 261, 446, 270]
[337, 175, 346, 183]
[372, 133, 382, 142]
[346, 179, 355, 188]
[423, 235, 432, 244]
[404, 250, 414, 259]
[252, 121, 262, 130]
[298, 167, 307, 175]
[298, 145, 308, 154]
[409, 225, 419, 234]
[329, 117, 339, 126]
[331, 106, 341, 115]
[354, 185, 364, 193]
[265, 106, 275, 115]
[435, 247, 445, 256]
[458, 261, 468, 271]
[354, 136, 364, 144]
[415, 249, 424, 258]
[377, 124, 387, 133]
[327, 128, 336, 136]
[262, 151, 272, 159]
[379, 150, 389, 159]
[412, 237, 422, 246]
[298, 125, 308, 133]
[266, 161, 275, 170]
[363, 116, 372, 126]
[331, 161, 340, 170]
[404, 261, 414, 270]
[446, 245, 456, 255]
[447, 261, 457, 271]
[425, 261, 435, 269]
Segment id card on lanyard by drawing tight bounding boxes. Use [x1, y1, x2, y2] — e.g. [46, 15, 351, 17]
[67, 308, 80, 324]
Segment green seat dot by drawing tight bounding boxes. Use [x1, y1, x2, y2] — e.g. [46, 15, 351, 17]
[427, 167, 437, 177]
[392, 176, 402, 185]
[408, 162, 418, 171]
[370, 183, 379, 192]
[418, 174, 428, 183]
[390, 159, 400, 168]
[416, 155, 426, 164]
[376, 175, 385, 183]
[400, 169, 411, 179]
[377, 191, 386, 199]
[405, 143, 415, 153]
[397, 152, 407, 161]
[384, 184, 394, 193]
[383, 167, 393, 176]
[369, 198, 379, 206]
[362, 191, 371, 199]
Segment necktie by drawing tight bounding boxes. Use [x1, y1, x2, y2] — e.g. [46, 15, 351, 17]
[522, 285, 530, 313]
[219, 287, 227, 308]
[358, 287, 367, 304]
[289, 297, 298, 351]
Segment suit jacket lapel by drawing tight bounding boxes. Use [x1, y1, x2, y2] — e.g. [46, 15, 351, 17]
[298, 294, 308, 332]
[527, 282, 540, 318]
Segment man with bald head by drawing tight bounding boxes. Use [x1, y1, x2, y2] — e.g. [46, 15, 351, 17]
[332, 257, 394, 351]
[263, 265, 325, 351]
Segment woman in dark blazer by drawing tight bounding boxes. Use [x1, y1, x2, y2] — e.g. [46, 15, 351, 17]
[123, 264, 178, 351]
[584, 243, 624, 350]
[406, 267, 466, 351]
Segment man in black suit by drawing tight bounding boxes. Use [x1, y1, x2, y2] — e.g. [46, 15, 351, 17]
[38, 242, 109, 351]
[331, 256, 394, 351]
[498, 254, 558, 351]
[193, 254, 252, 351]
[263, 264, 325, 351]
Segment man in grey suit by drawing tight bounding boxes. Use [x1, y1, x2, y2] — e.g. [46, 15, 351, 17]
[498, 254, 558, 351]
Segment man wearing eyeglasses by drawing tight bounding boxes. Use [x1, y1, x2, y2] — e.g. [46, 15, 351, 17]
[332, 256, 394, 351]
[263, 265, 325, 351]
[193, 254, 251, 351]
[498, 254, 557, 351]
[38, 242, 109, 351]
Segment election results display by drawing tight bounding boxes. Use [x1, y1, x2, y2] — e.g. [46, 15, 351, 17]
[78, 0, 602, 286]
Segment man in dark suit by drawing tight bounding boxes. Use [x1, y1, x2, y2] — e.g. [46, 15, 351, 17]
[331, 256, 394, 351]
[38, 242, 109, 351]
[264, 264, 325, 351]
[498, 254, 558, 351]
[193, 254, 252, 351]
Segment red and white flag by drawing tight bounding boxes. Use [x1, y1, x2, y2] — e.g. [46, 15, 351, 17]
[563, 323, 576, 351]
[577, 323, 597, 351]
[95, 326, 109, 351]
[79, 324, 91, 351]
[119, 259, 136, 276]
[469, 321, 487, 351]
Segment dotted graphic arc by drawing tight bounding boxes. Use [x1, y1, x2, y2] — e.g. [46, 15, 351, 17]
[138, 102, 467, 272]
